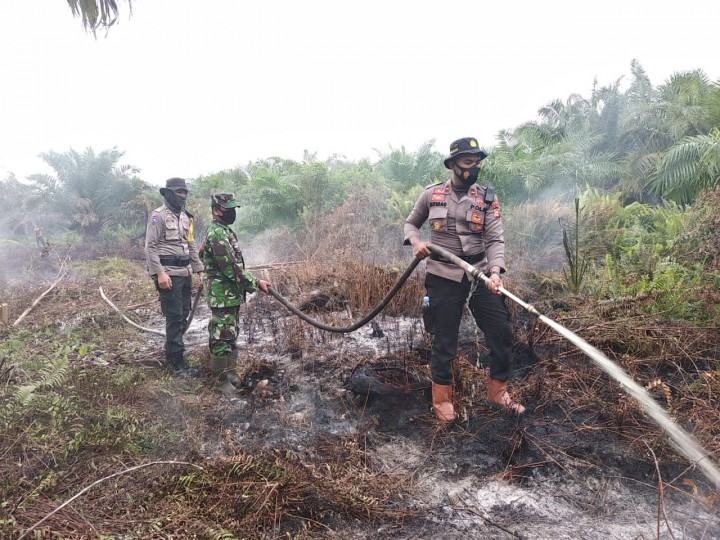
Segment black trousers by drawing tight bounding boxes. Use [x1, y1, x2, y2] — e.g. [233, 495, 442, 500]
[425, 272, 513, 385]
[156, 274, 192, 364]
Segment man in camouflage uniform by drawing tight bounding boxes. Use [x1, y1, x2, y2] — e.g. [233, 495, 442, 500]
[405, 137, 525, 422]
[201, 193, 270, 393]
[145, 177, 204, 377]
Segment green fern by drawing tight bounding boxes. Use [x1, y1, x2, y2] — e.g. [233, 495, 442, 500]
[14, 357, 69, 406]
[38, 356, 69, 389]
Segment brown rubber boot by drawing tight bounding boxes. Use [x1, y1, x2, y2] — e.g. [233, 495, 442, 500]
[225, 349, 241, 388]
[210, 353, 237, 395]
[486, 376, 525, 414]
[431, 382, 457, 422]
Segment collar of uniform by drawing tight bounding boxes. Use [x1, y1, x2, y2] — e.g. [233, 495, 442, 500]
[213, 219, 232, 230]
[163, 205, 182, 217]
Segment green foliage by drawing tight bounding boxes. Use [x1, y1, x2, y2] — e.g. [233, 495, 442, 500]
[74, 255, 140, 280]
[596, 255, 716, 321]
[387, 184, 424, 222]
[0, 322, 166, 505]
[56, 230, 84, 245]
[649, 128, 720, 203]
[235, 158, 350, 237]
[574, 193, 717, 321]
[98, 222, 143, 243]
[487, 63, 720, 205]
[21, 147, 146, 241]
[374, 140, 445, 191]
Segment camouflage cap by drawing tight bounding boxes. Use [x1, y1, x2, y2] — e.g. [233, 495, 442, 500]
[443, 137, 488, 169]
[211, 193, 237, 209]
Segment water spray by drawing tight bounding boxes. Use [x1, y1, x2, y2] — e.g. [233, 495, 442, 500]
[427, 243, 720, 491]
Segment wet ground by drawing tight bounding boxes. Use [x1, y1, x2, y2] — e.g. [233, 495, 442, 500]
[141, 292, 720, 539]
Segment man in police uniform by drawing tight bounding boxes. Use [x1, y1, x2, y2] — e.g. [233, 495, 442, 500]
[404, 137, 525, 421]
[145, 177, 204, 376]
[201, 193, 270, 393]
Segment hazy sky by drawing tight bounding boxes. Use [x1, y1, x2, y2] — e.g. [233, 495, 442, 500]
[0, 1, 717, 185]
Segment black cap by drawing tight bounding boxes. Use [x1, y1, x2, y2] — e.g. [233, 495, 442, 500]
[159, 177, 188, 196]
[443, 137, 488, 169]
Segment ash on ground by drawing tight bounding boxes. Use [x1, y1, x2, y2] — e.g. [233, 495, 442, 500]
[148, 291, 720, 540]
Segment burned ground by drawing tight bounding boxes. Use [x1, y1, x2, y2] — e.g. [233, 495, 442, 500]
[1, 245, 719, 539]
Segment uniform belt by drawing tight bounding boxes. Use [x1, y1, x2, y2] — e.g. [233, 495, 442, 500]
[430, 251, 485, 265]
[159, 256, 190, 267]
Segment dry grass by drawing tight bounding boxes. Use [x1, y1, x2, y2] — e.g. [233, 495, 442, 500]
[3, 236, 720, 538]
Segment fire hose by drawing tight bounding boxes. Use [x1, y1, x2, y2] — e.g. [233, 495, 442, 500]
[267, 243, 720, 490]
[183, 283, 204, 335]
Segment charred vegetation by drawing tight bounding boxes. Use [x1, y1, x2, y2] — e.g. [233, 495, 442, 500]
[1, 193, 720, 539]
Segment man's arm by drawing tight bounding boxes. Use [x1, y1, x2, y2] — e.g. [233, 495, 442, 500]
[403, 189, 431, 258]
[145, 212, 172, 289]
[483, 196, 506, 274]
[145, 213, 165, 276]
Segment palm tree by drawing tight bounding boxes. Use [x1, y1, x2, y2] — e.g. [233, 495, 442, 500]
[374, 141, 445, 191]
[649, 128, 720, 203]
[67, 0, 131, 34]
[0, 176, 41, 235]
[31, 147, 143, 238]
[617, 65, 716, 201]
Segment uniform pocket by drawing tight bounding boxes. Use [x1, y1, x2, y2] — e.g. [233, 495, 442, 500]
[429, 206, 448, 231]
[165, 215, 180, 240]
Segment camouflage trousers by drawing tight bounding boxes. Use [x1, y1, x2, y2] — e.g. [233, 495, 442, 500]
[208, 305, 240, 356]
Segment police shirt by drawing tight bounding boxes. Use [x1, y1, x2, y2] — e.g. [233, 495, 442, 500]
[403, 179, 505, 282]
[144, 204, 204, 277]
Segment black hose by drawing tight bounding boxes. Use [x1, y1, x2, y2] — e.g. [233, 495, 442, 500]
[267, 256, 422, 333]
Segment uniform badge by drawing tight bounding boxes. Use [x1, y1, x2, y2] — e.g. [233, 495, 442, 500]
[492, 200, 501, 219]
[431, 193, 446, 202]
[432, 220, 442, 230]
[151, 216, 157, 225]
[470, 212, 484, 224]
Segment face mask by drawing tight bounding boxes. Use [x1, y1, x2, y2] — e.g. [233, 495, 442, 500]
[164, 190, 186, 212]
[221, 208, 237, 224]
[456, 165, 481, 186]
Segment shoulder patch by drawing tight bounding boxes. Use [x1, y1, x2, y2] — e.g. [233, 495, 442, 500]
[151, 215, 158, 225]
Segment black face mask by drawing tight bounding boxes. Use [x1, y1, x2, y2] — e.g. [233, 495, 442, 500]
[164, 190, 186, 212]
[456, 165, 481, 186]
[221, 208, 236, 224]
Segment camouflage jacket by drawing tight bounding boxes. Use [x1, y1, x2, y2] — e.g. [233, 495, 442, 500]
[201, 221, 258, 308]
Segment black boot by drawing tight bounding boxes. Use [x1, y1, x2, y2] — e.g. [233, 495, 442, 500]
[168, 352, 199, 378]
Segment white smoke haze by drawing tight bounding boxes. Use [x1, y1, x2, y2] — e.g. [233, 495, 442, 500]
[0, 1, 718, 184]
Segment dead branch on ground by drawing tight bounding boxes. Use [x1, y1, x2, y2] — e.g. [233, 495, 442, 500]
[12, 257, 69, 327]
[99, 287, 165, 336]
